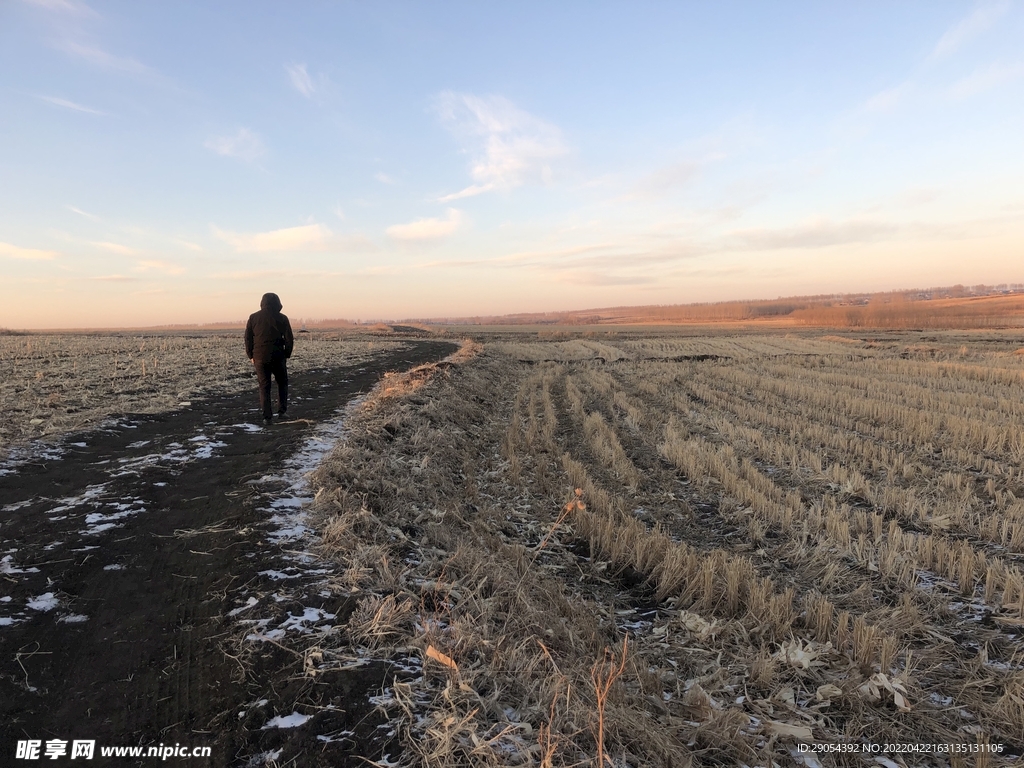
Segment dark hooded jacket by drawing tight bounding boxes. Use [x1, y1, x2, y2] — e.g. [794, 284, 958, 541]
[245, 293, 294, 362]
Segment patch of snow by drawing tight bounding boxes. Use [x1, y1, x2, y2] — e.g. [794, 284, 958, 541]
[47, 484, 109, 516]
[82, 500, 146, 534]
[269, 497, 306, 509]
[262, 712, 311, 729]
[117, 452, 164, 465]
[191, 440, 227, 460]
[244, 749, 282, 767]
[259, 569, 301, 580]
[279, 607, 336, 633]
[791, 750, 823, 768]
[28, 593, 58, 611]
[0, 555, 40, 575]
[58, 614, 88, 623]
[266, 516, 309, 543]
[228, 597, 260, 616]
[103, 564, 124, 571]
[247, 629, 286, 641]
[0, 441, 66, 476]
[369, 689, 397, 708]
[316, 730, 355, 744]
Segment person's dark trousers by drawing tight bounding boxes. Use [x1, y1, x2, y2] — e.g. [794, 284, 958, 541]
[254, 357, 288, 419]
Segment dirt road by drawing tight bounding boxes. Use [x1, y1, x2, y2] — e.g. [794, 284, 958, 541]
[0, 341, 456, 766]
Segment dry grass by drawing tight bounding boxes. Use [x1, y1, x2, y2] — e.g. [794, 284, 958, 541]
[280, 330, 1024, 765]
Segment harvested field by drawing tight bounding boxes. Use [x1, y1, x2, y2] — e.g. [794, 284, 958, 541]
[293, 330, 1024, 767]
[4, 329, 1024, 766]
[0, 331, 404, 448]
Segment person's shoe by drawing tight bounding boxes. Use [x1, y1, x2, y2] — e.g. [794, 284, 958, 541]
[277, 410, 289, 420]
[263, 416, 273, 425]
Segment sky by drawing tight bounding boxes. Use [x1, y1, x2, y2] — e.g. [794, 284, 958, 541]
[1, 0, 1023, 328]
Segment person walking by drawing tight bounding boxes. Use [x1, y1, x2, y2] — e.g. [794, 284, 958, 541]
[244, 292, 294, 424]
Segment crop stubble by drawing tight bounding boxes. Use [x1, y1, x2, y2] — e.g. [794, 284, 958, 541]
[297, 331, 1024, 767]
[9, 329, 1023, 765]
[0, 331, 404, 451]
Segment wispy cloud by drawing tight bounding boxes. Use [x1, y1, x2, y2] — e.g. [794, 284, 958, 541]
[896, 188, 941, 208]
[375, 172, 396, 184]
[930, 1, 1010, 61]
[214, 223, 329, 251]
[544, 270, 657, 287]
[22, 0, 96, 16]
[285, 62, 315, 97]
[173, 239, 203, 252]
[386, 209, 463, 241]
[417, 243, 611, 270]
[56, 40, 151, 76]
[631, 160, 700, 198]
[67, 205, 101, 221]
[210, 223, 376, 253]
[0, 241, 59, 260]
[208, 267, 377, 280]
[420, 215, 906, 279]
[438, 186, 485, 204]
[728, 218, 899, 251]
[436, 92, 566, 202]
[204, 128, 266, 162]
[209, 269, 288, 281]
[419, 237, 692, 290]
[858, 3, 1012, 116]
[136, 260, 185, 275]
[91, 241, 139, 255]
[862, 81, 913, 113]
[38, 95, 106, 115]
[88, 274, 138, 282]
[948, 61, 1024, 99]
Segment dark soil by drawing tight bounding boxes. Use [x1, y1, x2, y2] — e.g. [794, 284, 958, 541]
[0, 341, 457, 767]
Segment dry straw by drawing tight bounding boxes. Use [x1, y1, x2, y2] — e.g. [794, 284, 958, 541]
[245, 331, 1024, 765]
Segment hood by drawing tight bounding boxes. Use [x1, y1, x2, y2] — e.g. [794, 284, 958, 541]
[260, 292, 283, 312]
